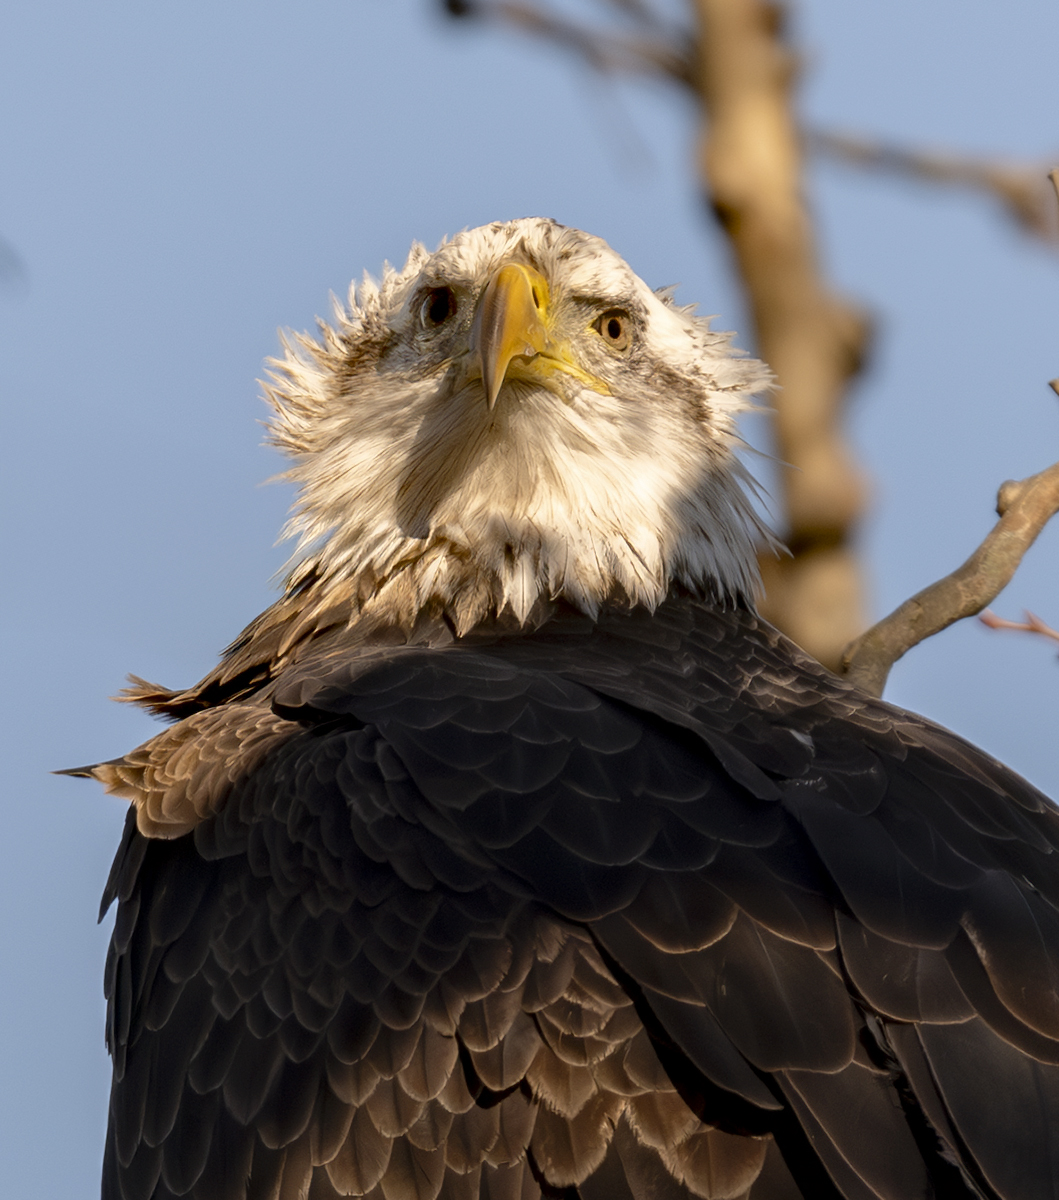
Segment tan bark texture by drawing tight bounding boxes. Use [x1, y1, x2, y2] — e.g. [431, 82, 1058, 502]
[692, 0, 870, 670]
[842, 459, 1059, 696]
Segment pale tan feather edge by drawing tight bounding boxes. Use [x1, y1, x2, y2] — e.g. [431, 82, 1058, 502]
[277, 918, 771, 1199]
[87, 704, 298, 838]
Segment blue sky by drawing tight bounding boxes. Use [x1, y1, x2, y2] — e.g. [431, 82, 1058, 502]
[2, 1, 1058, 1194]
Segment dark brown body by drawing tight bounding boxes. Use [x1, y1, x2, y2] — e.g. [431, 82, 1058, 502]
[98, 593, 1059, 1199]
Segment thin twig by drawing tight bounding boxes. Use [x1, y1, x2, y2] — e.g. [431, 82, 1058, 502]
[811, 132, 1059, 244]
[600, 0, 668, 24]
[842, 458, 1059, 696]
[980, 609, 1059, 648]
[444, 0, 693, 83]
[0, 236, 26, 288]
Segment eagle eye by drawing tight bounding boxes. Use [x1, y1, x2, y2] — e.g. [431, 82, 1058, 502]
[420, 286, 457, 328]
[594, 309, 631, 351]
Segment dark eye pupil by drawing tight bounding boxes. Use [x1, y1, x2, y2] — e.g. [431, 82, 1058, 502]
[607, 317, 622, 340]
[425, 287, 455, 325]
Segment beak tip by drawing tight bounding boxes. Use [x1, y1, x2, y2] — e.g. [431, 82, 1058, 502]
[481, 361, 500, 409]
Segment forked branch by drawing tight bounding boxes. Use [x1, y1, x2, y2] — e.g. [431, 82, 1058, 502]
[980, 609, 1059, 649]
[841, 455, 1059, 697]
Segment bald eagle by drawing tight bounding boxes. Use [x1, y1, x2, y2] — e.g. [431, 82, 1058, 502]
[77, 219, 1059, 1200]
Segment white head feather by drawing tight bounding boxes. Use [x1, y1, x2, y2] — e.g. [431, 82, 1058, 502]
[264, 218, 772, 633]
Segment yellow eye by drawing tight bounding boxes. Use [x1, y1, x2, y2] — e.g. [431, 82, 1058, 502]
[593, 309, 631, 351]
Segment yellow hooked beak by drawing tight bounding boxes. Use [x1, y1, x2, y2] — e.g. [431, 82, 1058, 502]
[470, 262, 610, 408]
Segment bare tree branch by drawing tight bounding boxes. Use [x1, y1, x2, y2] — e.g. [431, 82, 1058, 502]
[841, 458, 1059, 697]
[692, 0, 870, 669]
[443, 0, 693, 83]
[811, 132, 1059, 245]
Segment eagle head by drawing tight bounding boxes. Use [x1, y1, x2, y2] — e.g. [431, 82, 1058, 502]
[265, 218, 771, 633]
